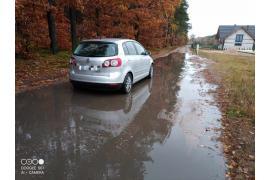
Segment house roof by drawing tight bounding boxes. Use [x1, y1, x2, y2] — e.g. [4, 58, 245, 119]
[216, 25, 255, 41]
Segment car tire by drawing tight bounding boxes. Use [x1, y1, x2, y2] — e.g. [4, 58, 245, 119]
[147, 64, 153, 79]
[122, 73, 133, 94]
[71, 82, 81, 90]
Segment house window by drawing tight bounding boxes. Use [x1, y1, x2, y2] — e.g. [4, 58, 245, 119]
[235, 34, 244, 46]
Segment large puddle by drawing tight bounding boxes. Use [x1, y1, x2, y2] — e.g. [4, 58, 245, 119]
[16, 52, 226, 180]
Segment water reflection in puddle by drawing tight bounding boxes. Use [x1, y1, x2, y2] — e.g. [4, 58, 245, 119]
[16, 52, 225, 180]
[144, 53, 225, 180]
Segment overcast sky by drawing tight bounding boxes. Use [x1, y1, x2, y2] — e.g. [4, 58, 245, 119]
[187, 0, 255, 37]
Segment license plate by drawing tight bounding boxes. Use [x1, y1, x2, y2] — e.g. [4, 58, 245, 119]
[90, 66, 99, 71]
[79, 65, 89, 70]
[83, 66, 89, 70]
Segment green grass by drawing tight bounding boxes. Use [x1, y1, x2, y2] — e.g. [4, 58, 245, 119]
[37, 49, 71, 68]
[199, 50, 255, 122]
[16, 49, 71, 69]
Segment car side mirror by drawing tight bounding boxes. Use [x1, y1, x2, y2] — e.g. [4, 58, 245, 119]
[142, 51, 151, 56]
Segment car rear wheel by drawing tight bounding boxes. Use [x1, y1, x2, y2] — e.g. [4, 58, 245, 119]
[122, 73, 133, 94]
[71, 82, 81, 90]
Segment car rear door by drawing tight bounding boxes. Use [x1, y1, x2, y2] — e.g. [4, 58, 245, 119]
[133, 42, 150, 75]
[123, 42, 141, 81]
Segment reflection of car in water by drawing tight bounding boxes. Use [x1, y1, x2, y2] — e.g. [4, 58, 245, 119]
[71, 79, 152, 138]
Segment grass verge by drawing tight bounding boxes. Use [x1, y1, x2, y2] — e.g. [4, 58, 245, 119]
[200, 50, 255, 121]
[16, 49, 71, 93]
[199, 50, 255, 179]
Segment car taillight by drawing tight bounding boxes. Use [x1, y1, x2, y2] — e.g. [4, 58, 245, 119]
[70, 57, 77, 66]
[102, 58, 122, 67]
[103, 60, 110, 67]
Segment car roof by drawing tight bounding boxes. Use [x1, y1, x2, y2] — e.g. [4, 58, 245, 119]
[81, 38, 135, 43]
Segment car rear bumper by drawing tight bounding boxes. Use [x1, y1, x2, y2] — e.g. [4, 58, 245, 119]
[69, 70, 124, 84]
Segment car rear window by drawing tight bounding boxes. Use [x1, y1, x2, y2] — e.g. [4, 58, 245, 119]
[73, 41, 118, 57]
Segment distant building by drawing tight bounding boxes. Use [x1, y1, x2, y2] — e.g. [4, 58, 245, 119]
[216, 25, 255, 50]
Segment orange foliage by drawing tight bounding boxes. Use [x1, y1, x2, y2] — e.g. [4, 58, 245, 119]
[16, 0, 49, 57]
[55, 10, 71, 50]
[16, 0, 186, 57]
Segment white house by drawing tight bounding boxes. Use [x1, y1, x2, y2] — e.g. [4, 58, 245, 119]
[216, 25, 255, 50]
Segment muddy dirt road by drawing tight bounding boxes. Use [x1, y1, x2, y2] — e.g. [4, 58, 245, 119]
[16, 51, 226, 180]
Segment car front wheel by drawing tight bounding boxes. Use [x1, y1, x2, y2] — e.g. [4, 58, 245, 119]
[122, 73, 133, 94]
[147, 64, 153, 79]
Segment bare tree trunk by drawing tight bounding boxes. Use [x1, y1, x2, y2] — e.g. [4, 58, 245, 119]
[165, 21, 169, 46]
[134, 15, 140, 41]
[69, 7, 77, 51]
[95, 8, 100, 37]
[47, 0, 58, 54]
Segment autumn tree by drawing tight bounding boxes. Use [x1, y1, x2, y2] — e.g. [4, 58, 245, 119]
[173, 0, 191, 36]
[159, 0, 181, 46]
[16, 0, 70, 57]
[58, 0, 84, 51]
[121, 0, 181, 48]
[16, 0, 190, 58]
[47, 0, 58, 54]
[126, 0, 165, 47]
[68, 5, 77, 51]
[16, 0, 49, 57]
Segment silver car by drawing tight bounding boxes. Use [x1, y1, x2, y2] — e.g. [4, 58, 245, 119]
[69, 38, 154, 93]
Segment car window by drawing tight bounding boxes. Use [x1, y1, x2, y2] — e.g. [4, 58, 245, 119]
[123, 43, 129, 55]
[73, 41, 118, 57]
[133, 42, 145, 55]
[124, 42, 137, 55]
